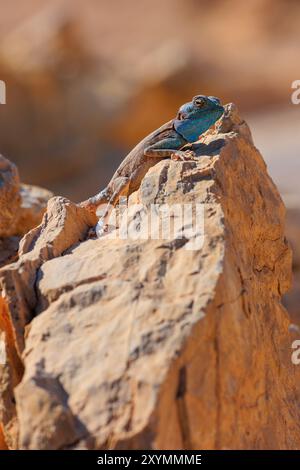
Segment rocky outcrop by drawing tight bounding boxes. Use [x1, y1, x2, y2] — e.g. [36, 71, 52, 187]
[0, 106, 299, 450]
[15, 184, 55, 237]
[0, 155, 21, 238]
[0, 155, 54, 447]
[0, 155, 53, 268]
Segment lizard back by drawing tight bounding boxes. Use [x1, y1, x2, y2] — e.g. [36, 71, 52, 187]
[113, 120, 176, 179]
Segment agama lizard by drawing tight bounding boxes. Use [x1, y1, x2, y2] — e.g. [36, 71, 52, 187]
[80, 95, 224, 224]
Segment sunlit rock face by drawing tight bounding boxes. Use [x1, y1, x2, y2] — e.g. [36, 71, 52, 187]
[0, 106, 299, 450]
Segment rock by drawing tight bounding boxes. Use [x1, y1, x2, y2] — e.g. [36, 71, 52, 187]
[0, 155, 21, 238]
[0, 156, 55, 447]
[15, 184, 54, 236]
[1, 105, 299, 449]
[0, 197, 97, 448]
[0, 156, 54, 269]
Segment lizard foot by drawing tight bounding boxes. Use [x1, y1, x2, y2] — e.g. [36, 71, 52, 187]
[171, 150, 197, 161]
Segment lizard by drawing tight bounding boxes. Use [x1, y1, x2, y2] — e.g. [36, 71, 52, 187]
[79, 95, 224, 231]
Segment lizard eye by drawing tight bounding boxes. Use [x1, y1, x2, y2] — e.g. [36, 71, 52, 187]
[194, 98, 205, 107]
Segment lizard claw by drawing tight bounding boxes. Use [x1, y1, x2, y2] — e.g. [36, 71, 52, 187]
[171, 150, 197, 161]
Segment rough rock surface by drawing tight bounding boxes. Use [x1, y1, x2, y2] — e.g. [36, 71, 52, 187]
[15, 184, 54, 237]
[0, 155, 21, 238]
[0, 155, 53, 268]
[0, 106, 299, 450]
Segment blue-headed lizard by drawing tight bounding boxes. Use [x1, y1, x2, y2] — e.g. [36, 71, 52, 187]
[80, 95, 224, 220]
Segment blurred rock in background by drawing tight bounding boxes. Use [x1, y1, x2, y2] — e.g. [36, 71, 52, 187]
[0, 0, 299, 320]
[0, 154, 52, 268]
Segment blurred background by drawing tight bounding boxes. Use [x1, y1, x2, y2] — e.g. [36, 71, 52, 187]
[0, 0, 299, 318]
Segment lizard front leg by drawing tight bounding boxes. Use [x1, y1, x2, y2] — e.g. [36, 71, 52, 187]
[144, 135, 196, 161]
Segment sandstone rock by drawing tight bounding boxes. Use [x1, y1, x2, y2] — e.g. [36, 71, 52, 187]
[15, 184, 54, 236]
[0, 155, 21, 238]
[0, 154, 53, 239]
[0, 156, 53, 269]
[1, 106, 299, 449]
[0, 155, 22, 269]
[0, 197, 97, 448]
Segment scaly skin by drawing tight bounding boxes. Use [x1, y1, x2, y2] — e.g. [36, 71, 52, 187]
[80, 95, 224, 217]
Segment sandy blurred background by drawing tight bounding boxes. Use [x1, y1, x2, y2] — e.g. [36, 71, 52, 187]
[0, 0, 299, 316]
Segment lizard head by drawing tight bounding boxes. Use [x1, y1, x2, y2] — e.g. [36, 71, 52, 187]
[177, 95, 224, 121]
[174, 95, 224, 142]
